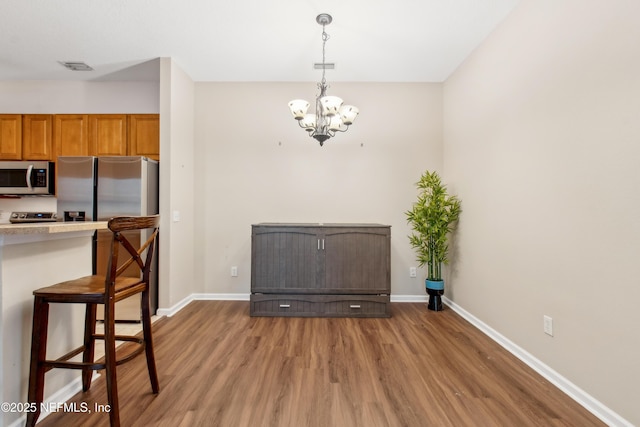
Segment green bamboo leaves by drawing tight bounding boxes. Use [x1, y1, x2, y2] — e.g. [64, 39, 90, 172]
[405, 171, 462, 281]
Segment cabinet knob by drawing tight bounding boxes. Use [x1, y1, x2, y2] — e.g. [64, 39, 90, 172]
[350, 305, 361, 309]
[279, 304, 291, 308]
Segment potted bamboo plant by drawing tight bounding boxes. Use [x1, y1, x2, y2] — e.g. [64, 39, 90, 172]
[405, 170, 462, 311]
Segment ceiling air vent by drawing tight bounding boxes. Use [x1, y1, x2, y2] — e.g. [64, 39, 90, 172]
[59, 61, 94, 71]
[313, 63, 335, 70]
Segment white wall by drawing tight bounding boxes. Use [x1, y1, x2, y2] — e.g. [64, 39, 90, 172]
[194, 82, 443, 297]
[0, 80, 158, 113]
[443, 0, 640, 424]
[158, 58, 198, 308]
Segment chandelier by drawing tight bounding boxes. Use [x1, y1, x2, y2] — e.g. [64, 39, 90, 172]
[288, 13, 359, 146]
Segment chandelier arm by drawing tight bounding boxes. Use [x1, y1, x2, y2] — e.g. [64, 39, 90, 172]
[332, 125, 351, 133]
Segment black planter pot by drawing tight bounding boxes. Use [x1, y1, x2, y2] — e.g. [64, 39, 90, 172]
[425, 279, 444, 311]
[426, 288, 444, 311]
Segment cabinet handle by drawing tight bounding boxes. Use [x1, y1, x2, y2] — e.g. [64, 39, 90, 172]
[279, 304, 291, 308]
[350, 305, 361, 309]
[317, 238, 326, 250]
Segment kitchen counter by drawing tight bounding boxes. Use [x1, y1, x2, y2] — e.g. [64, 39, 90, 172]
[0, 220, 108, 235]
[1, 220, 106, 424]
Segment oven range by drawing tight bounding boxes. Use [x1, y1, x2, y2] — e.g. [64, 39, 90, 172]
[10, 212, 58, 223]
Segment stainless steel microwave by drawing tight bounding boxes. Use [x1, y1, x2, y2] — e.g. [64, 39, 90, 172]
[0, 161, 55, 195]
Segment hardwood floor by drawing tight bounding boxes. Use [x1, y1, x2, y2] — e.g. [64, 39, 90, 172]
[38, 301, 604, 426]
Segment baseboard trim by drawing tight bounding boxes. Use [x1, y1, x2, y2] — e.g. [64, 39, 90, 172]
[443, 296, 632, 427]
[156, 294, 193, 317]
[193, 293, 250, 301]
[390, 294, 428, 303]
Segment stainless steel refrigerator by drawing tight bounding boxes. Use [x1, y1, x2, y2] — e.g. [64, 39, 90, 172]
[57, 156, 159, 321]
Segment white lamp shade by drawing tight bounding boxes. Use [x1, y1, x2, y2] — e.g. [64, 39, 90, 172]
[300, 114, 316, 131]
[339, 105, 359, 125]
[329, 115, 343, 131]
[320, 96, 343, 116]
[288, 99, 310, 120]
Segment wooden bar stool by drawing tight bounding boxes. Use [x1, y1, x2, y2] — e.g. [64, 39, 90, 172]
[26, 215, 160, 427]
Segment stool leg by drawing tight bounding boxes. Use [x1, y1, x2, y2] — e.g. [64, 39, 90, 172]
[103, 299, 120, 427]
[26, 297, 49, 427]
[82, 303, 97, 391]
[141, 288, 159, 393]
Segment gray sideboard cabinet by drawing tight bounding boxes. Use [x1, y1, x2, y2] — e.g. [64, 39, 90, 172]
[250, 223, 391, 317]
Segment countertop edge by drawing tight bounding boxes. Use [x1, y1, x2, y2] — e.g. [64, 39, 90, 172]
[0, 221, 109, 235]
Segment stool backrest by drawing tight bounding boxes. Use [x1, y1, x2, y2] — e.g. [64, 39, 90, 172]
[106, 215, 160, 291]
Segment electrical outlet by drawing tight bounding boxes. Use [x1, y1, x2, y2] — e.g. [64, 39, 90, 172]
[409, 267, 417, 278]
[231, 266, 238, 277]
[543, 315, 553, 336]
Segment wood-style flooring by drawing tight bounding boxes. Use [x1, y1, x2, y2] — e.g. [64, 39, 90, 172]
[37, 301, 604, 426]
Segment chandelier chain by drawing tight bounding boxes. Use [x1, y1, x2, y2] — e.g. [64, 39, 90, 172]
[321, 25, 329, 86]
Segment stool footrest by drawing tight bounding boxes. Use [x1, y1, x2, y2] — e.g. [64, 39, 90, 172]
[42, 336, 145, 371]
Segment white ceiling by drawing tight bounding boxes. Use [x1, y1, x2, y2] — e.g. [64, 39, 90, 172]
[0, 0, 520, 83]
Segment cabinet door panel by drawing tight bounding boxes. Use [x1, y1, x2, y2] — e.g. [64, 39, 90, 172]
[0, 114, 22, 160]
[128, 114, 159, 160]
[54, 114, 89, 157]
[251, 228, 318, 292]
[323, 228, 390, 293]
[22, 114, 53, 160]
[89, 114, 127, 156]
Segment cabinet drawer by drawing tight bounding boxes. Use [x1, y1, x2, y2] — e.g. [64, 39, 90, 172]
[250, 295, 323, 317]
[323, 296, 390, 317]
[250, 294, 390, 318]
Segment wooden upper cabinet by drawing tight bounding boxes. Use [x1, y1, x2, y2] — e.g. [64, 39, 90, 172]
[89, 114, 127, 156]
[128, 114, 159, 160]
[2, 113, 159, 161]
[54, 114, 89, 158]
[22, 114, 53, 160]
[0, 115, 22, 160]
